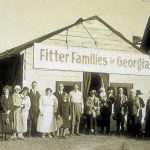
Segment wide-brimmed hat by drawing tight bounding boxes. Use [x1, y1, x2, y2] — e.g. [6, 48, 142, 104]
[14, 85, 21, 90]
[136, 90, 143, 95]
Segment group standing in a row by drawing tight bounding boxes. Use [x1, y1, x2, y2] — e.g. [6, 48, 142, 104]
[0, 82, 150, 141]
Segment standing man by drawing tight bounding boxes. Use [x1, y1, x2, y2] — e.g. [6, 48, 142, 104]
[54, 83, 66, 136]
[105, 87, 115, 134]
[145, 93, 150, 138]
[100, 87, 115, 134]
[136, 90, 145, 136]
[126, 89, 140, 137]
[29, 81, 40, 137]
[69, 83, 84, 136]
[114, 88, 127, 135]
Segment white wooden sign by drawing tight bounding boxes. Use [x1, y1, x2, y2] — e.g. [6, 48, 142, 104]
[34, 43, 150, 76]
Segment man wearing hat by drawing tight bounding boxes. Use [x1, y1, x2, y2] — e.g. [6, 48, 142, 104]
[136, 90, 145, 136]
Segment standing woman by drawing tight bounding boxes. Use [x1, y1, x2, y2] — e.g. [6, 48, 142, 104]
[0, 85, 14, 141]
[21, 87, 31, 135]
[86, 90, 100, 135]
[57, 93, 71, 139]
[37, 88, 58, 138]
[12, 85, 24, 140]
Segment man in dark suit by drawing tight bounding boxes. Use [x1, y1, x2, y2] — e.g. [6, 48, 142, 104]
[114, 88, 127, 135]
[136, 90, 145, 136]
[145, 95, 150, 138]
[100, 87, 115, 134]
[29, 81, 40, 137]
[53, 83, 66, 136]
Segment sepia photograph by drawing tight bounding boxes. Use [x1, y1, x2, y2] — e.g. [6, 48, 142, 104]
[0, 0, 150, 150]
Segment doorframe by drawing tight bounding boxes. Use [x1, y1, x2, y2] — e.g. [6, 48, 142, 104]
[110, 82, 133, 97]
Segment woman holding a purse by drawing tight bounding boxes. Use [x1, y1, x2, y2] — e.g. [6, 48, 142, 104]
[0, 85, 14, 141]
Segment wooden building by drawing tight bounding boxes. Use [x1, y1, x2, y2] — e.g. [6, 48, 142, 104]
[0, 15, 150, 104]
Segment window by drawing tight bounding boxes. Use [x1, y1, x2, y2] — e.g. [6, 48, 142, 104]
[56, 81, 81, 94]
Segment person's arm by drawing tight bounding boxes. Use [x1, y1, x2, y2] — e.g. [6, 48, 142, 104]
[81, 93, 84, 113]
[24, 97, 31, 111]
[54, 95, 58, 114]
[39, 96, 43, 115]
[0, 96, 7, 113]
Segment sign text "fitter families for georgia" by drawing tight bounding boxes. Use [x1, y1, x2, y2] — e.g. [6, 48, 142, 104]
[34, 43, 150, 76]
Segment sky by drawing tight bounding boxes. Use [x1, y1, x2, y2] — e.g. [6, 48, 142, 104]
[0, 0, 150, 52]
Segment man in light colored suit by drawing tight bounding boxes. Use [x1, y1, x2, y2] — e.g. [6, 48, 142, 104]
[69, 83, 84, 136]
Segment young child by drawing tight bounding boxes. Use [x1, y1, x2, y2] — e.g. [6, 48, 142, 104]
[57, 93, 71, 139]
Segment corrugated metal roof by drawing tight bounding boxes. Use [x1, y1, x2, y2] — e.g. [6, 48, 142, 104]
[0, 15, 146, 60]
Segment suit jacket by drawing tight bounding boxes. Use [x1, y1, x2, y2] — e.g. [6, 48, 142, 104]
[114, 94, 127, 116]
[53, 91, 66, 115]
[146, 99, 150, 121]
[106, 94, 115, 115]
[127, 96, 140, 116]
[29, 89, 40, 115]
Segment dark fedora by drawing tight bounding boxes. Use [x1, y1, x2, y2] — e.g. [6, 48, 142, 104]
[136, 90, 143, 95]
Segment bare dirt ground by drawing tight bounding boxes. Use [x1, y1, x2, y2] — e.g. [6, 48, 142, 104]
[0, 134, 150, 150]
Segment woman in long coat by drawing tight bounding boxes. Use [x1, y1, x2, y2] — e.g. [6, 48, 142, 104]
[12, 85, 24, 140]
[0, 85, 14, 141]
[37, 88, 58, 138]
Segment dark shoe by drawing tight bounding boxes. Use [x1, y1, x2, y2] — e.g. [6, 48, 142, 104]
[70, 133, 76, 136]
[62, 136, 67, 139]
[75, 133, 81, 136]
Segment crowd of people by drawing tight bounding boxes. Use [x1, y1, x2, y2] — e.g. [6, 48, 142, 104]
[0, 81, 150, 142]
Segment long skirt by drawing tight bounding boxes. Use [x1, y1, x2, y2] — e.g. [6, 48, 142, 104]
[0, 112, 13, 134]
[37, 109, 57, 133]
[22, 111, 29, 133]
[13, 108, 24, 133]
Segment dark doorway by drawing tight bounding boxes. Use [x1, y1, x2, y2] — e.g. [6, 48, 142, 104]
[89, 73, 101, 94]
[0, 55, 23, 95]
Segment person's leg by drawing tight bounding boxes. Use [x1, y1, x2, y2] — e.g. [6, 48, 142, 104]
[121, 115, 125, 134]
[71, 104, 76, 135]
[31, 113, 36, 136]
[76, 104, 81, 135]
[106, 115, 110, 134]
[90, 115, 94, 132]
[94, 116, 97, 134]
[116, 119, 121, 135]
[86, 114, 91, 134]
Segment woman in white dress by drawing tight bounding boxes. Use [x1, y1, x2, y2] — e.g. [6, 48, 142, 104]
[12, 85, 24, 140]
[37, 88, 58, 138]
[21, 87, 31, 134]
